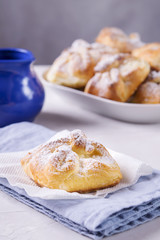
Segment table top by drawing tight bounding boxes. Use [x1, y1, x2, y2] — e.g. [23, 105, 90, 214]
[1, 65, 160, 240]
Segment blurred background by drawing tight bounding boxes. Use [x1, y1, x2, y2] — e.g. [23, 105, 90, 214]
[0, 0, 160, 64]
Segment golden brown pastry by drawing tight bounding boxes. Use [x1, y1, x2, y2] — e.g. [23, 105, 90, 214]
[96, 27, 144, 53]
[131, 71, 160, 104]
[85, 41, 118, 64]
[132, 43, 160, 71]
[94, 53, 129, 73]
[44, 39, 117, 88]
[21, 130, 122, 193]
[85, 57, 150, 102]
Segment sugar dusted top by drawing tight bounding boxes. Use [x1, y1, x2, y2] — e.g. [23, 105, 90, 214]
[25, 129, 117, 175]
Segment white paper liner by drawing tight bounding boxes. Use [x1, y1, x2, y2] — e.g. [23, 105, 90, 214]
[0, 148, 152, 199]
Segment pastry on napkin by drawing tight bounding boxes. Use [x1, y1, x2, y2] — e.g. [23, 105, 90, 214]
[0, 122, 160, 240]
[0, 125, 152, 199]
[21, 129, 122, 193]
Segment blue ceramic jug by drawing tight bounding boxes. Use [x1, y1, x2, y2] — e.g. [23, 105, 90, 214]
[0, 48, 45, 127]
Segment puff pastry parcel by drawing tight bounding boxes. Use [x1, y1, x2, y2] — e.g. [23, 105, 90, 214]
[85, 57, 150, 102]
[96, 27, 144, 53]
[131, 71, 160, 104]
[21, 130, 122, 193]
[44, 39, 117, 88]
[132, 43, 160, 71]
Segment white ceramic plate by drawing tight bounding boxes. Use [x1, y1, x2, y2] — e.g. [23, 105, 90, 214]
[35, 66, 160, 123]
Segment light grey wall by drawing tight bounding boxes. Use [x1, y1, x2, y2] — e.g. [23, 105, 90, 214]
[0, 0, 160, 64]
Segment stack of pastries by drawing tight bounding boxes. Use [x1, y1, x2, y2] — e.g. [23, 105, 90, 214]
[44, 27, 160, 104]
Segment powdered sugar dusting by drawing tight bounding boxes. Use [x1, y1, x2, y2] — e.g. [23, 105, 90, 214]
[68, 48, 91, 73]
[68, 39, 118, 68]
[142, 82, 160, 98]
[150, 71, 160, 78]
[46, 39, 119, 82]
[89, 70, 119, 97]
[110, 68, 120, 82]
[120, 59, 139, 77]
[48, 130, 70, 142]
[95, 72, 110, 96]
[47, 40, 92, 76]
[26, 129, 118, 175]
[149, 71, 160, 83]
[133, 80, 160, 104]
[50, 145, 77, 172]
[90, 42, 117, 53]
[94, 53, 125, 72]
[129, 33, 145, 48]
[71, 129, 94, 153]
[150, 45, 160, 51]
[71, 39, 90, 49]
